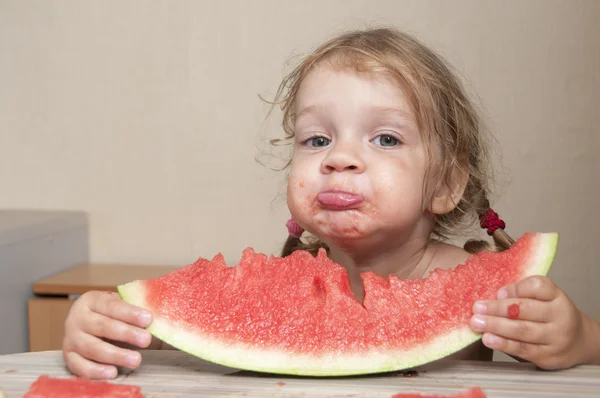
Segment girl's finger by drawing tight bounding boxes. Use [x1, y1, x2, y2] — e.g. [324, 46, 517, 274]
[81, 310, 152, 348]
[499, 276, 559, 302]
[472, 298, 552, 323]
[73, 332, 143, 371]
[470, 314, 550, 345]
[64, 350, 118, 380]
[480, 332, 545, 362]
[88, 292, 153, 328]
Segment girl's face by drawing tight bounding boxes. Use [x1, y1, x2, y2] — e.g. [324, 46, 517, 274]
[286, 65, 435, 253]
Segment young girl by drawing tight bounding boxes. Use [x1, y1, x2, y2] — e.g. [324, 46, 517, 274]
[62, 27, 600, 380]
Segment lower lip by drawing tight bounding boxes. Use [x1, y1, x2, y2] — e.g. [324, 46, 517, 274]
[317, 192, 364, 210]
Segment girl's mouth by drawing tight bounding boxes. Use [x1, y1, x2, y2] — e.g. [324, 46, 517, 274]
[317, 191, 364, 211]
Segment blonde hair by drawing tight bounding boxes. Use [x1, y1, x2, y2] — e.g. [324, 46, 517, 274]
[266, 27, 513, 257]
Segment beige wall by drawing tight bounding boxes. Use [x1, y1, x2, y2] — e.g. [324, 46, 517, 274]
[1, 1, 599, 319]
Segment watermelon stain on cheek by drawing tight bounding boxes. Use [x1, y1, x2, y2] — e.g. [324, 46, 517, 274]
[507, 303, 520, 319]
[306, 195, 320, 216]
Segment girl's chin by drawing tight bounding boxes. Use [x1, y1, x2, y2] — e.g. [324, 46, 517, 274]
[310, 224, 372, 249]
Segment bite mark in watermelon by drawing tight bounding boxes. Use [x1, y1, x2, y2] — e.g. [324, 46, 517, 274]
[23, 375, 145, 397]
[118, 232, 558, 376]
[391, 386, 487, 397]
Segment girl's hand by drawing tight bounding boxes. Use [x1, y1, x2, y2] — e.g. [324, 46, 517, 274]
[62, 291, 155, 379]
[469, 275, 597, 369]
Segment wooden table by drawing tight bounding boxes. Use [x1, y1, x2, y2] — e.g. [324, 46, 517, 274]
[1, 350, 599, 397]
[28, 264, 178, 352]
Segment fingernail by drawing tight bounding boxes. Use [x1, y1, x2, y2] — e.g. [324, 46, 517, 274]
[471, 315, 486, 331]
[484, 333, 501, 346]
[138, 311, 151, 325]
[125, 353, 140, 368]
[136, 330, 149, 346]
[101, 366, 116, 379]
[497, 287, 508, 300]
[473, 301, 487, 314]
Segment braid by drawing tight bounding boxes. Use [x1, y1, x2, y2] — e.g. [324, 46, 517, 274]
[281, 235, 304, 257]
[464, 197, 514, 254]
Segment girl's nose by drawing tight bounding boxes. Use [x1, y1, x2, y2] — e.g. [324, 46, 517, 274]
[320, 142, 365, 174]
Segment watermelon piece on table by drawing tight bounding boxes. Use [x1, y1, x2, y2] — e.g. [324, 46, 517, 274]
[23, 375, 145, 397]
[392, 386, 487, 397]
[118, 232, 558, 376]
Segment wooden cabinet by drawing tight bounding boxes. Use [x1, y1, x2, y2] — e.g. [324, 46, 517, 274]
[28, 264, 178, 352]
[28, 298, 75, 352]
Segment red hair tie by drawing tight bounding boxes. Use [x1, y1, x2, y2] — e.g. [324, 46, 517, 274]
[286, 218, 304, 238]
[480, 208, 506, 235]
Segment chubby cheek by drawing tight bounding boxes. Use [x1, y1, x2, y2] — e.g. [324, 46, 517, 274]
[286, 171, 318, 226]
[370, 164, 424, 218]
[371, 169, 402, 209]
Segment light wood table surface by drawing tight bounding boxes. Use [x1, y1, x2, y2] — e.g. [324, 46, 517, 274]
[32, 264, 179, 296]
[1, 350, 599, 397]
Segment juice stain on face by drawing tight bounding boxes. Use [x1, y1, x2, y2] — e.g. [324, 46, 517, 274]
[342, 225, 360, 234]
[306, 193, 320, 216]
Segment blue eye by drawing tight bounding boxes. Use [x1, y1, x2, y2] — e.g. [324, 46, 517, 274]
[307, 137, 331, 147]
[372, 134, 400, 147]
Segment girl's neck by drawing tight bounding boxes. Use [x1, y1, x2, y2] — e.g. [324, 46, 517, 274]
[326, 223, 472, 302]
[328, 235, 438, 301]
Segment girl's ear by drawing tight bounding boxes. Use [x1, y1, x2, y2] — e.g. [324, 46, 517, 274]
[428, 165, 470, 215]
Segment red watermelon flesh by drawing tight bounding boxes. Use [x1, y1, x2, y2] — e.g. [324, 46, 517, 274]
[391, 386, 487, 397]
[118, 232, 558, 376]
[23, 375, 145, 397]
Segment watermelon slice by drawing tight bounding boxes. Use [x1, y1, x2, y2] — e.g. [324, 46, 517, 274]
[23, 375, 145, 397]
[118, 232, 558, 376]
[391, 387, 487, 397]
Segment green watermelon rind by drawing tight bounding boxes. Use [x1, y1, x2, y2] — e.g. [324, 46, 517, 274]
[117, 232, 558, 376]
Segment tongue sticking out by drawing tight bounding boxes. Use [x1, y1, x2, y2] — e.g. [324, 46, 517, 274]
[317, 192, 363, 210]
